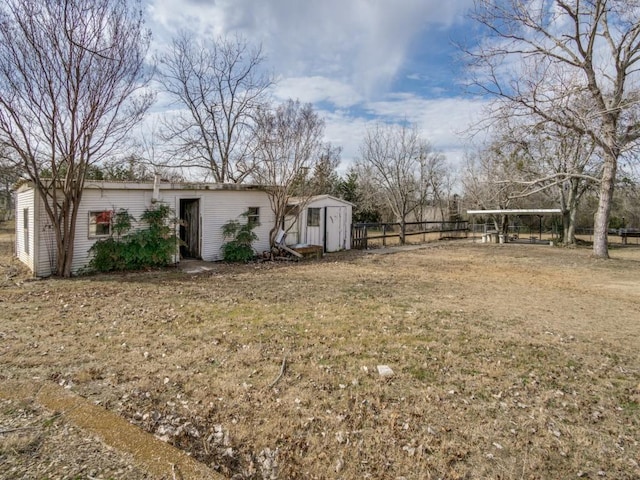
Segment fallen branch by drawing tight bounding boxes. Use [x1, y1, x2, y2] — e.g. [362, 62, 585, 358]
[278, 245, 303, 258]
[268, 355, 287, 388]
[0, 410, 64, 435]
[0, 425, 38, 435]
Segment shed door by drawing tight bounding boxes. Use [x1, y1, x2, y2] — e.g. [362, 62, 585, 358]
[305, 207, 322, 246]
[326, 206, 346, 252]
[179, 199, 201, 259]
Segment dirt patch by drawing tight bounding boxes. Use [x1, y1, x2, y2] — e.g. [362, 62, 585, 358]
[0, 380, 219, 479]
[1, 226, 640, 479]
[0, 387, 153, 479]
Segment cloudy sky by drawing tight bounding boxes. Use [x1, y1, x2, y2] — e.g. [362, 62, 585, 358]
[145, 0, 487, 170]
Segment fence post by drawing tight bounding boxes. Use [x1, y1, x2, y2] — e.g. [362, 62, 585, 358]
[382, 224, 386, 247]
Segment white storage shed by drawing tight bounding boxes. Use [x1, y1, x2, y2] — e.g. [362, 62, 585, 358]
[284, 195, 353, 252]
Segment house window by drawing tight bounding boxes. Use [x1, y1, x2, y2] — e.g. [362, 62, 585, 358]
[307, 207, 320, 227]
[89, 210, 112, 237]
[247, 207, 260, 227]
[23, 208, 29, 254]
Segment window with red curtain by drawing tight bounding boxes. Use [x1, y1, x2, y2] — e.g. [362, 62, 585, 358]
[89, 210, 112, 237]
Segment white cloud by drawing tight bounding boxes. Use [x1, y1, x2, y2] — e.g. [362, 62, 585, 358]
[320, 110, 371, 172]
[144, 0, 483, 174]
[146, 0, 474, 99]
[365, 94, 487, 149]
[272, 76, 363, 108]
[316, 95, 488, 170]
[146, 0, 225, 37]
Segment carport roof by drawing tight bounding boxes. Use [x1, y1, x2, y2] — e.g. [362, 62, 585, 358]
[466, 209, 561, 215]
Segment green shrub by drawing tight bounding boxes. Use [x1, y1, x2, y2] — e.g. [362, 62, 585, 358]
[87, 236, 128, 272]
[112, 208, 134, 237]
[221, 213, 259, 262]
[88, 204, 178, 272]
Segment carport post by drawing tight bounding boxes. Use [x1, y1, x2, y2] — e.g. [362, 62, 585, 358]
[538, 215, 543, 240]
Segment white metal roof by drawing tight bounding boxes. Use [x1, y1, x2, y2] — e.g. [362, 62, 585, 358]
[15, 179, 267, 192]
[288, 194, 354, 206]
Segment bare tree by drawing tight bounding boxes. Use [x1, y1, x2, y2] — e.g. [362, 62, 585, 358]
[252, 100, 325, 246]
[468, 0, 640, 257]
[516, 123, 599, 244]
[416, 151, 449, 222]
[157, 32, 271, 183]
[89, 154, 175, 182]
[0, 0, 153, 276]
[462, 147, 522, 235]
[133, 121, 186, 182]
[481, 113, 601, 244]
[356, 123, 443, 243]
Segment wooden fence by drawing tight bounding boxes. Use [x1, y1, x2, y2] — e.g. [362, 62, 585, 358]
[351, 221, 468, 249]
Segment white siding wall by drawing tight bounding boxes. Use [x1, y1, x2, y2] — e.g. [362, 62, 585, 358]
[192, 189, 273, 261]
[15, 188, 35, 271]
[36, 197, 55, 277]
[70, 188, 156, 274]
[26, 187, 156, 277]
[208, 191, 275, 260]
[75, 187, 275, 269]
[17, 183, 278, 275]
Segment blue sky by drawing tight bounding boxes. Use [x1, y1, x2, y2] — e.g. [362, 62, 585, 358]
[145, 0, 488, 170]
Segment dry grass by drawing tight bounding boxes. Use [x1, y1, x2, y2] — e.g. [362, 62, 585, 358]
[1, 221, 639, 479]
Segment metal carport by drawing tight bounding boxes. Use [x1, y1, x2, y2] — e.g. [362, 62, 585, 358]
[466, 209, 562, 243]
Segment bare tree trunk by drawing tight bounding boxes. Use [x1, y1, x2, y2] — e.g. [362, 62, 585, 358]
[566, 208, 577, 245]
[562, 208, 578, 245]
[561, 209, 570, 244]
[564, 179, 581, 245]
[560, 177, 580, 246]
[61, 197, 81, 277]
[593, 157, 617, 258]
[500, 215, 509, 237]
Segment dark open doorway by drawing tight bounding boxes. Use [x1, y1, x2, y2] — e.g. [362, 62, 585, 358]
[179, 199, 201, 259]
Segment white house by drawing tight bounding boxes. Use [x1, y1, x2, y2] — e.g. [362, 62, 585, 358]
[284, 195, 353, 252]
[15, 180, 277, 277]
[14, 182, 353, 277]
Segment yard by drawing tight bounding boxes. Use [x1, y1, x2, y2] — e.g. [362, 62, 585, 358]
[1, 221, 639, 479]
